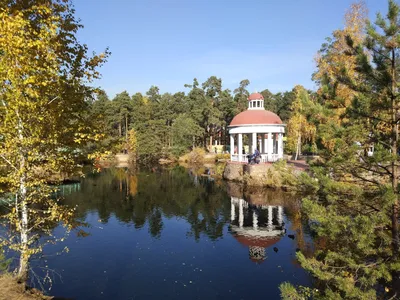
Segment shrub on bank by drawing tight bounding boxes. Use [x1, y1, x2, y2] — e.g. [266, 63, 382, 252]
[243, 160, 318, 192]
[179, 147, 205, 164]
[215, 162, 227, 177]
[215, 153, 230, 161]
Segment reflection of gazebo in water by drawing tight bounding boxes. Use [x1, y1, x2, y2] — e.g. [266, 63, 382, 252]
[230, 196, 285, 263]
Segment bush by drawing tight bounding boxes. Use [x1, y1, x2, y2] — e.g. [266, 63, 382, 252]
[179, 147, 205, 164]
[215, 153, 230, 161]
[242, 159, 318, 191]
[215, 162, 226, 177]
[188, 147, 205, 164]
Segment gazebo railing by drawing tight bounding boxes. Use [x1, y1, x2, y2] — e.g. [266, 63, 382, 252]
[260, 154, 280, 162]
[231, 153, 280, 163]
[231, 154, 248, 163]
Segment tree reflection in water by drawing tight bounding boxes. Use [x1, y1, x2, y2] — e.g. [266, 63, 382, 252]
[61, 167, 313, 257]
[62, 166, 231, 241]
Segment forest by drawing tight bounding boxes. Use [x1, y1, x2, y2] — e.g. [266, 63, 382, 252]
[87, 79, 304, 163]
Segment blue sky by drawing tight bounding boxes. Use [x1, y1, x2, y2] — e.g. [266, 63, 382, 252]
[73, 0, 388, 98]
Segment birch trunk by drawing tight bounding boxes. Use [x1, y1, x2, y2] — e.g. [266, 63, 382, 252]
[295, 132, 301, 161]
[18, 193, 29, 280]
[17, 115, 29, 280]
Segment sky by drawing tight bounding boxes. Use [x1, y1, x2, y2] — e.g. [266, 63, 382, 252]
[73, 0, 388, 98]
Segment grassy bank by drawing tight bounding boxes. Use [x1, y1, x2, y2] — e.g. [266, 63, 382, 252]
[0, 274, 51, 300]
[243, 160, 318, 192]
[178, 148, 230, 165]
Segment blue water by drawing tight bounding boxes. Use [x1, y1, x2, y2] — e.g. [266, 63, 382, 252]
[27, 166, 312, 300]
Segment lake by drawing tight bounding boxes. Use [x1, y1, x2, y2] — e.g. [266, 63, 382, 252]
[28, 166, 312, 299]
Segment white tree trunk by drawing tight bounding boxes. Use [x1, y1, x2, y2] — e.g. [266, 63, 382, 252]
[295, 133, 301, 161]
[17, 115, 29, 280]
[18, 195, 28, 279]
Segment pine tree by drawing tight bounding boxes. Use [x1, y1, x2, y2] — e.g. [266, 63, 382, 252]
[281, 1, 400, 298]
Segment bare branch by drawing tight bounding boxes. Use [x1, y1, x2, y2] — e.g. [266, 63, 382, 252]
[0, 154, 18, 171]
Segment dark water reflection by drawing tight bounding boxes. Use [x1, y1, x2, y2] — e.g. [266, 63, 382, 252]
[32, 166, 312, 300]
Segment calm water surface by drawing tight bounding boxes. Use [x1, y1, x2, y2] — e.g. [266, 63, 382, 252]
[31, 166, 312, 300]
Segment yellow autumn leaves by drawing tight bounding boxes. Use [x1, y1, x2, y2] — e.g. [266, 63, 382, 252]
[287, 85, 317, 159]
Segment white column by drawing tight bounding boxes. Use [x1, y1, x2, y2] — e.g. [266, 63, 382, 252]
[239, 199, 244, 228]
[252, 132, 257, 153]
[230, 134, 234, 160]
[261, 135, 265, 154]
[238, 133, 243, 162]
[277, 206, 283, 226]
[267, 133, 273, 161]
[258, 137, 262, 153]
[253, 210, 258, 230]
[231, 200, 236, 221]
[264, 134, 268, 156]
[278, 133, 283, 158]
[267, 206, 273, 231]
[248, 133, 252, 155]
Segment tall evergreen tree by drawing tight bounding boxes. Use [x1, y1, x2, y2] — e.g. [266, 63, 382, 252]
[233, 79, 250, 113]
[261, 89, 277, 112]
[282, 1, 400, 298]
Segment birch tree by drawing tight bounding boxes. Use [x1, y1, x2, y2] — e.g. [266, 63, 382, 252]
[0, 0, 108, 280]
[286, 85, 316, 160]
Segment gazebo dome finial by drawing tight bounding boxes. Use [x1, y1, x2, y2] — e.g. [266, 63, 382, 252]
[248, 92, 264, 101]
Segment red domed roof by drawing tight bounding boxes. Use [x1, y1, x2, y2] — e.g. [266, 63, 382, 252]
[248, 92, 264, 101]
[229, 110, 283, 126]
[234, 235, 280, 248]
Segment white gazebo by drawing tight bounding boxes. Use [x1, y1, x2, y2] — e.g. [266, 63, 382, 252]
[228, 92, 285, 163]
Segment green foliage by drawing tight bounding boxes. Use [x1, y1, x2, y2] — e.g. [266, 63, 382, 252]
[280, 282, 304, 300]
[281, 282, 323, 300]
[292, 1, 400, 298]
[280, 282, 317, 300]
[275, 91, 296, 122]
[233, 79, 250, 112]
[171, 114, 203, 157]
[136, 119, 164, 164]
[261, 89, 277, 112]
